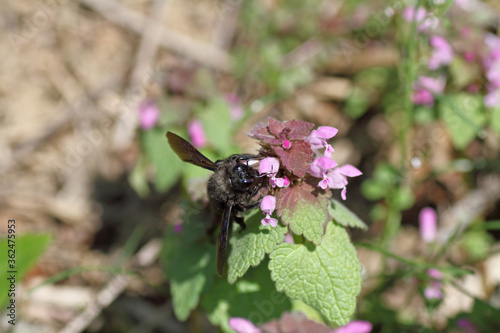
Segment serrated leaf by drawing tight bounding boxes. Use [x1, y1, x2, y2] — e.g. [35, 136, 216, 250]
[228, 211, 287, 283]
[202, 260, 291, 333]
[269, 222, 362, 326]
[141, 128, 183, 191]
[439, 94, 486, 149]
[276, 182, 328, 245]
[170, 243, 215, 321]
[0, 233, 52, 308]
[328, 199, 368, 230]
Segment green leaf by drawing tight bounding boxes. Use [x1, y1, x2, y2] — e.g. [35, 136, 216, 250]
[439, 94, 486, 149]
[491, 107, 500, 137]
[161, 202, 217, 321]
[170, 243, 215, 321]
[276, 182, 329, 245]
[228, 210, 287, 283]
[203, 259, 291, 333]
[199, 97, 234, 156]
[328, 199, 368, 230]
[141, 128, 183, 192]
[269, 222, 361, 326]
[0, 233, 52, 307]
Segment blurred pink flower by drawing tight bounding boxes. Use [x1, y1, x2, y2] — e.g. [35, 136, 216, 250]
[412, 76, 445, 107]
[187, 119, 207, 148]
[483, 33, 500, 107]
[333, 320, 372, 333]
[283, 139, 292, 149]
[428, 36, 454, 69]
[228, 318, 261, 333]
[424, 268, 443, 300]
[402, 7, 427, 23]
[412, 89, 435, 107]
[485, 89, 500, 107]
[419, 207, 437, 242]
[306, 126, 338, 157]
[457, 319, 478, 333]
[173, 224, 183, 234]
[138, 99, 160, 130]
[225, 93, 244, 120]
[260, 195, 278, 227]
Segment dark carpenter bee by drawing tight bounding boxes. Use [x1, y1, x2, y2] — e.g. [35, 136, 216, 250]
[166, 131, 264, 276]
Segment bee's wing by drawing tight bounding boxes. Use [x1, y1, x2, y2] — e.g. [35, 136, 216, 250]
[216, 202, 233, 277]
[166, 131, 216, 171]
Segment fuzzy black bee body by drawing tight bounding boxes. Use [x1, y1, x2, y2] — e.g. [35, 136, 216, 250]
[166, 132, 263, 276]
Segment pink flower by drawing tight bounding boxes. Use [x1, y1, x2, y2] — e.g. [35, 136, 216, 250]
[228, 318, 261, 333]
[424, 285, 443, 299]
[260, 195, 278, 227]
[485, 89, 500, 107]
[259, 157, 280, 175]
[138, 99, 160, 129]
[225, 93, 244, 120]
[412, 76, 445, 107]
[333, 320, 372, 333]
[456, 319, 478, 333]
[283, 139, 291, 149]
[428, 36, 453, 69]
[412, 89, 435, 107]
[419, 207, 437, 242]
[424, 268, 443, 300]
[187, 119, 207, 148]
[259, 157, 289, 188]
[308, 156, 337, 178]
[402, 7, 427, 23]
[325, 165, 362, 200]
[173, 224, 183, 234]
[270, 176, 290, 188]
[306, 126, 338, 157]
[402, 7, 436, 32]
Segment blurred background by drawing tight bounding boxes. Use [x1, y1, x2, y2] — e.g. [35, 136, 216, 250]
[1, 0, 500, 332]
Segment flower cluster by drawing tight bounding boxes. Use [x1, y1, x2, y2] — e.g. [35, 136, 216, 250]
[250, 118, 362, 227]
[483, 34, 500, 107]
[424, 268, 443, 300]
[401, 6, 454, 108]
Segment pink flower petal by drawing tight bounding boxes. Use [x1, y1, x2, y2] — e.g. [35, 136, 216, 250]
[317, 156, 337, 170]
[318, 178, 329, 190]
[333, 320, 373, 333]
[260, 195, 276, 215]
[228, 318, 261, 333]
[187, 119, 207, 148]
[325, 144, 334, 157]
[341, 187, 347, 200]
[419, 207, 437, 242]
[316, 126, 338, 139]
[282, 139, 291, 149]
[338, 165, 363, 177]
[259, 157, 280, 175]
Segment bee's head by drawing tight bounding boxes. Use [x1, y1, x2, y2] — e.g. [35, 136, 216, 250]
[230, 164, 257, 188]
